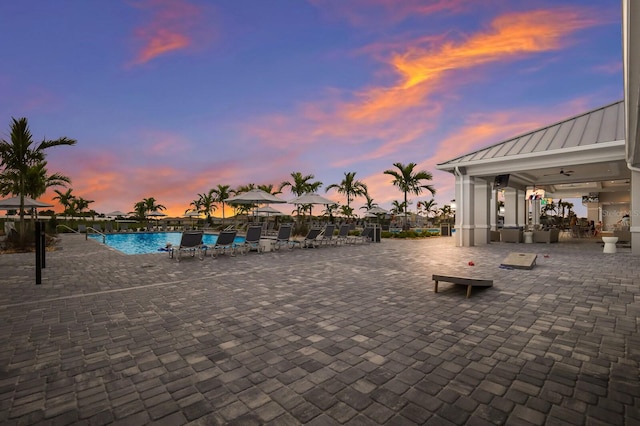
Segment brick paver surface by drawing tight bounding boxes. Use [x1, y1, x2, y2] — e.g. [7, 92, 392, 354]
[0, 233, 639, 425]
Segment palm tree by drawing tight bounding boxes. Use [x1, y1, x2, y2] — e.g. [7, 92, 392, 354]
[0, 117, 76, 242]
[438, 205, 453, 222]
[383, 162, 436, 230]
[359, 194, 378, 214]
[197, 190, 217, 224]
[143, 197, 166, 214]
[53, 188, 76, 218]
[133, 201, 147, 220]
[257, 183, 281, 195]
[72, 197, 94, 217]
[391, 200, 407, 215]
[280, 172, 322, 219]
[279, 172, 322, 196]
[417, 198, 438, 219]
[325, 172, 368, 211]
[210, 184, 235, 224]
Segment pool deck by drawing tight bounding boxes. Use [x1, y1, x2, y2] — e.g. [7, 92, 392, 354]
[0, 234, 639, 425]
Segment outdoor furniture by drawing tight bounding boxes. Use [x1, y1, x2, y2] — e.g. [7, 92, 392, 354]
[237, 225, 264, 254]
[532, 228, 559, 243]
[291, 228, 323, 248]
[432, 274, 493, 298]
[500, 228, 522, 243]
[211, 230, 239, 258]
[169, 231, 206, 261]
[602, 236, 618, 253]
[272, 225, 294, 250]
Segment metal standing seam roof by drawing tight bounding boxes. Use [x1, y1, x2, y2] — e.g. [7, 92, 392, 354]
[436, 100, 625, 168]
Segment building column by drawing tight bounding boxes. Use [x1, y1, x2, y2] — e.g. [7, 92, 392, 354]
[503, 188, 519, 227]
[517, 189, 526, 227]
[454, 174, 475, 247]
[474, 179, 491, 244]
[631, 169, 640, 255]
[490, 188, 498, 231]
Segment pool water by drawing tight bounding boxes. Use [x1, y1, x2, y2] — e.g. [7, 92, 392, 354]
[88, 232, 244, 255]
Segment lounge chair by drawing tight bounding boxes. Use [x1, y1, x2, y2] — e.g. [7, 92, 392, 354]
[318, 224, 337, 246]
[210, 230, 239, 258]
[350, 226, 374, 244]
[105, 222, 114, 233]
[292, 227, 323, 248]
[170, 231, 206, 261]
[272, 224, 294, 250]
[335, 224, 351, 245]
[238, 225, 264, 254]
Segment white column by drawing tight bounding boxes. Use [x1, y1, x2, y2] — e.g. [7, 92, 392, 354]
[474, 179, 491, 244]
[504, 188, 519, 227]
[517, 189, 526, 227]
[631, 169, 640, 255]
[454, 174, 475, 247]
[490, 188, 498, 231]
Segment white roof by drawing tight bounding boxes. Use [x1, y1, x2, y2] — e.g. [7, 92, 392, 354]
[437, 100, 624, 169]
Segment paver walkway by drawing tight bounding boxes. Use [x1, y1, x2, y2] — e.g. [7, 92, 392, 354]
[0, 234, 639, 425]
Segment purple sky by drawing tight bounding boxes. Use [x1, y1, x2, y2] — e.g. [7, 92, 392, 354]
[0, 0, 623, 217]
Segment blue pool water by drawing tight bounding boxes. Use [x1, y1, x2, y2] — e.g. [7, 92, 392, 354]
[88, 232, 244, 255]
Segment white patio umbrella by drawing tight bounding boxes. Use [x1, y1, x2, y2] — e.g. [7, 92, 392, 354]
[366, 206, 388, 215]
[0, 196, 53, 210]
[105, 210, 128, 219]
[289, 193, 336, 223]
[183, 211, 202, 228]
[227, 189, 287, 204]
[0, 196, 53, 220]
[146, 211, 167, 229]
[256, 206, 283, 216]
[227, 189, 287, 217]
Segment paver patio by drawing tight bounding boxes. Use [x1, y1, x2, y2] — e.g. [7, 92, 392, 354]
[0, 233, 638, 425]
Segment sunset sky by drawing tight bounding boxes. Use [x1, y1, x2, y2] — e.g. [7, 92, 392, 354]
[0, 0, 623, 218]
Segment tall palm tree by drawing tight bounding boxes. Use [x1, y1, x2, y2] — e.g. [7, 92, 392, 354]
[72, 197, 94, 217]
[383, 162, 436, 230]
[391, 200, 407, 215]
[0, 117, 76, 241]
[279, 172, 322, 196]
[359, 194, 378, 214]
[280, 172, 322, 218]
[325, 171, 368, 210]
[210, 184, 235, 224]
[417, 198, 438, 219]
[143, 197, 166, 214]
[53, 188, 76, 218]
[197, 190, 217, 224]
[133, 201, 147, 220]
[257, 184, 281, 195]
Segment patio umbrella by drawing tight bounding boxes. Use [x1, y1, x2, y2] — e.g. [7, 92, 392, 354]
[105, 210, 127, 218]
[255, 206, 283, 216]
[146, 211, 167, 229]
[226, 189, 287, 204]
[0, 196, 53, 210]
[183, 211, 202, 228]
[227, 189, 287, 218]
[289, 193, 336, 223]
[366, 206, 388, 215]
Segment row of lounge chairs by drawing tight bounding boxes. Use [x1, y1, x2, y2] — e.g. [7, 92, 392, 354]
[169, 224, 375, 261]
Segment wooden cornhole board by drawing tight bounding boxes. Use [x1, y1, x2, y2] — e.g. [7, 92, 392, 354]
[432, 275, 493, 298]
[500, 252, 537, 270]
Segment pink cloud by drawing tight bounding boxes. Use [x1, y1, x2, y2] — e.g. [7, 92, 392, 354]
[129, 0, 213, 65]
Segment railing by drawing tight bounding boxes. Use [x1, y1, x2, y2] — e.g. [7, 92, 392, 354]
[56, 224, 79, 234]
[86, 227, 106, 244]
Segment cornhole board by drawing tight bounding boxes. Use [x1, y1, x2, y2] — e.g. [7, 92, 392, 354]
[500, 252, 537, 270]
[432, 275, 493, 298]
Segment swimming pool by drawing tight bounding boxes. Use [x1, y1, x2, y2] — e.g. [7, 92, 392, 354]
[88, 232, 245, 255]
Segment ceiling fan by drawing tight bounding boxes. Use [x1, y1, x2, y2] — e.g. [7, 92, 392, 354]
[544, 168, 574, 177]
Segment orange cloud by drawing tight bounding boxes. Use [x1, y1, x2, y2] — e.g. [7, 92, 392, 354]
[248, 7, 601, 168]
[129, 0, 211, 65]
